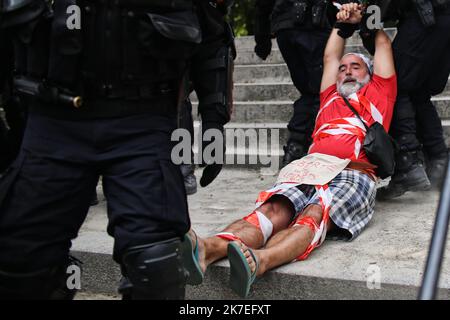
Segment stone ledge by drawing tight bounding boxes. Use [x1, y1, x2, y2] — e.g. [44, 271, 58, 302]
[72, 169, 450, 300]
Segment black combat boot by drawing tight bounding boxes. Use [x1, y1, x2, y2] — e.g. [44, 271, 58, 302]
[281, 140, 308, 168]
[377, 150, 431, 200]
[426, 151, 449, 190]
[180, 164, 197, 195]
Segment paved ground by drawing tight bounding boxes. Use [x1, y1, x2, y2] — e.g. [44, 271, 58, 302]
[72, 167, 450, 300]
[74, 292, 120, 300]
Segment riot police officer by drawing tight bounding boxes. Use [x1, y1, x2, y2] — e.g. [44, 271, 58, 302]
[179, 0, 235, 195]
[0, 94, 26, 174]
[375, 0, 450, 199]
[178, 98, 198, 195]
[0, 118, 7, 172]
[254, 0, 338, 167]
[0, 25, 13, 173]
[0, 0, 229, 299]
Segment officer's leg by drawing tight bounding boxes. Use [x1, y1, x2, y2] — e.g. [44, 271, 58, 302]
[101, 114, 190, 300]
[0, 117, 8, 172]
[414, 95, 446, 158]
[0, 114, 98, 299]
[378, 92, 431, 201]
[301, 30, 328, 150]
[415, 27, 450, 188]
[276, 29, 309, 166]
[178, 99, 197, 195]
[413, 90, 448, 184]
[276, 29, 327, 167]
[378, 16, 435, 199]
[0, 96, 26, 173]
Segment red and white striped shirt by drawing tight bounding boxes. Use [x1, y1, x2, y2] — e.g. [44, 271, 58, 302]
[309, 74, 397, 166]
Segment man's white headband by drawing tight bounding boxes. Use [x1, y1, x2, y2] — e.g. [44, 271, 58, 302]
[343, 52, 374, 75]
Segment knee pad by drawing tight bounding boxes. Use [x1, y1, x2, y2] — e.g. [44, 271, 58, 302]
[121, 237, 187, 300]
[0, 255, 82, 300]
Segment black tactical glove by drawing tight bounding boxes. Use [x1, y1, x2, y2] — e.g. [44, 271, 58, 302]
[199, 121, 225, 187]
[335, 22, 359, 39]
[359, 10, 380, 55]
[254, 35, 272, 60]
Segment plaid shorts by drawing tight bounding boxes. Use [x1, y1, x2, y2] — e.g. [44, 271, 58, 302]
[262, 169, 376, 240]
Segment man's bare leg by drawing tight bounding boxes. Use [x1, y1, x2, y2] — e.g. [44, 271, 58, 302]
[237, 204, 327, 276]
[188, 195, 295, 273]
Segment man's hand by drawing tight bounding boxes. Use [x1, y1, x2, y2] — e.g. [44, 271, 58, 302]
[334, 2, 363, 39]
[254, 35, 272, 60]
[336, 3, 363, 24]
[199, 122, 225, 187]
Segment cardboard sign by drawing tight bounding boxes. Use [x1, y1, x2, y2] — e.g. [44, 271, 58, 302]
[276, 153, 351, 186]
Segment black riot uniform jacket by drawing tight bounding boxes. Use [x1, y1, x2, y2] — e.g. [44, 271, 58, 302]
[366, 0, 450, 25]
[195, 0, 229, 43]
[0, 23, 24, 173]
[255, 0, 338, 39]
[1, 0, 218, 121]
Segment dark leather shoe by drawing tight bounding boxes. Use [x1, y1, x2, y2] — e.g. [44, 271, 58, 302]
[377, 164, 430, 200]
[281, 141, 307, 168]
[180, 164, 197, 195]
[426, 153, 448, 190]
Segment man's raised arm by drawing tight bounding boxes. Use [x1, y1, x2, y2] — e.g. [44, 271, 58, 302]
[320, 28, 345, 93]
[373, 30, 395, 78]
[320, 3, 362, 92]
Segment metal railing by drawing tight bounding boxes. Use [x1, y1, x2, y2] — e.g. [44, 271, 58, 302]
[419, 157, 450, 300]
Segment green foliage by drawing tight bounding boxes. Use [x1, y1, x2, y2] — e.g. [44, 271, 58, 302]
[228, 0, 256, 36]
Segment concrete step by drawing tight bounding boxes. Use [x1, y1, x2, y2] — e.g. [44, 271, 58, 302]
[234, 36, 280, 51]
[235, 44, 369, 66]
[219, 120, 450, 146]
[192, 81, 450, 103]
[434, 96, 450, 119]
[233, 29, 397, 52]
[234, 64, 292, 84]
[234, 49, 286, 66]
[192, 97, 450, 124]
[72, 168, 450, 300]
[178, 120, 450, 170]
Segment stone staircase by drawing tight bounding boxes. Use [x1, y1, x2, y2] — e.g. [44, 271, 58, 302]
[73, 168, 450, 300]
[190, 29, 450, 169]
[71, 30, 450, 300]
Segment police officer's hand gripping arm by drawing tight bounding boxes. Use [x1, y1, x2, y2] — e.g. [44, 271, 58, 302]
[321, 2, 394, 92]
[193, 0, 235, 188]
[254, 0, 275, 60]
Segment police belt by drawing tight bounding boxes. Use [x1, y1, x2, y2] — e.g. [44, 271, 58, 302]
[406, 0, 450, 15]
[29, 81, 179, 120]
[83, 81, 177, 100]
[432, 0, 450, 8]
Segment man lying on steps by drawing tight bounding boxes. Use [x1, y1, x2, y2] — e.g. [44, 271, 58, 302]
[181, 3, 397, 298]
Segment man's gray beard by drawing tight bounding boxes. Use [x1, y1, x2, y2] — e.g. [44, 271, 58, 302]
[337, 74, 371, 98]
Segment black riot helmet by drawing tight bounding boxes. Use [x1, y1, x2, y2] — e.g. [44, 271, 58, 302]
[215, 0, 234, 15]
[1, 0, 35, 12]
[0, 0, 47, 28]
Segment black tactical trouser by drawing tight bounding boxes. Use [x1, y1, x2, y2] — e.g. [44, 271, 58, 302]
[276, 28, 329, 146]
[0, 98, 27, 174]
[179, 99, 195, 140]
[0, 110, 190, 273]
[391, 9, 450, 159]
[0, 117, 8, 172]
[178, 99, 195, 166]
